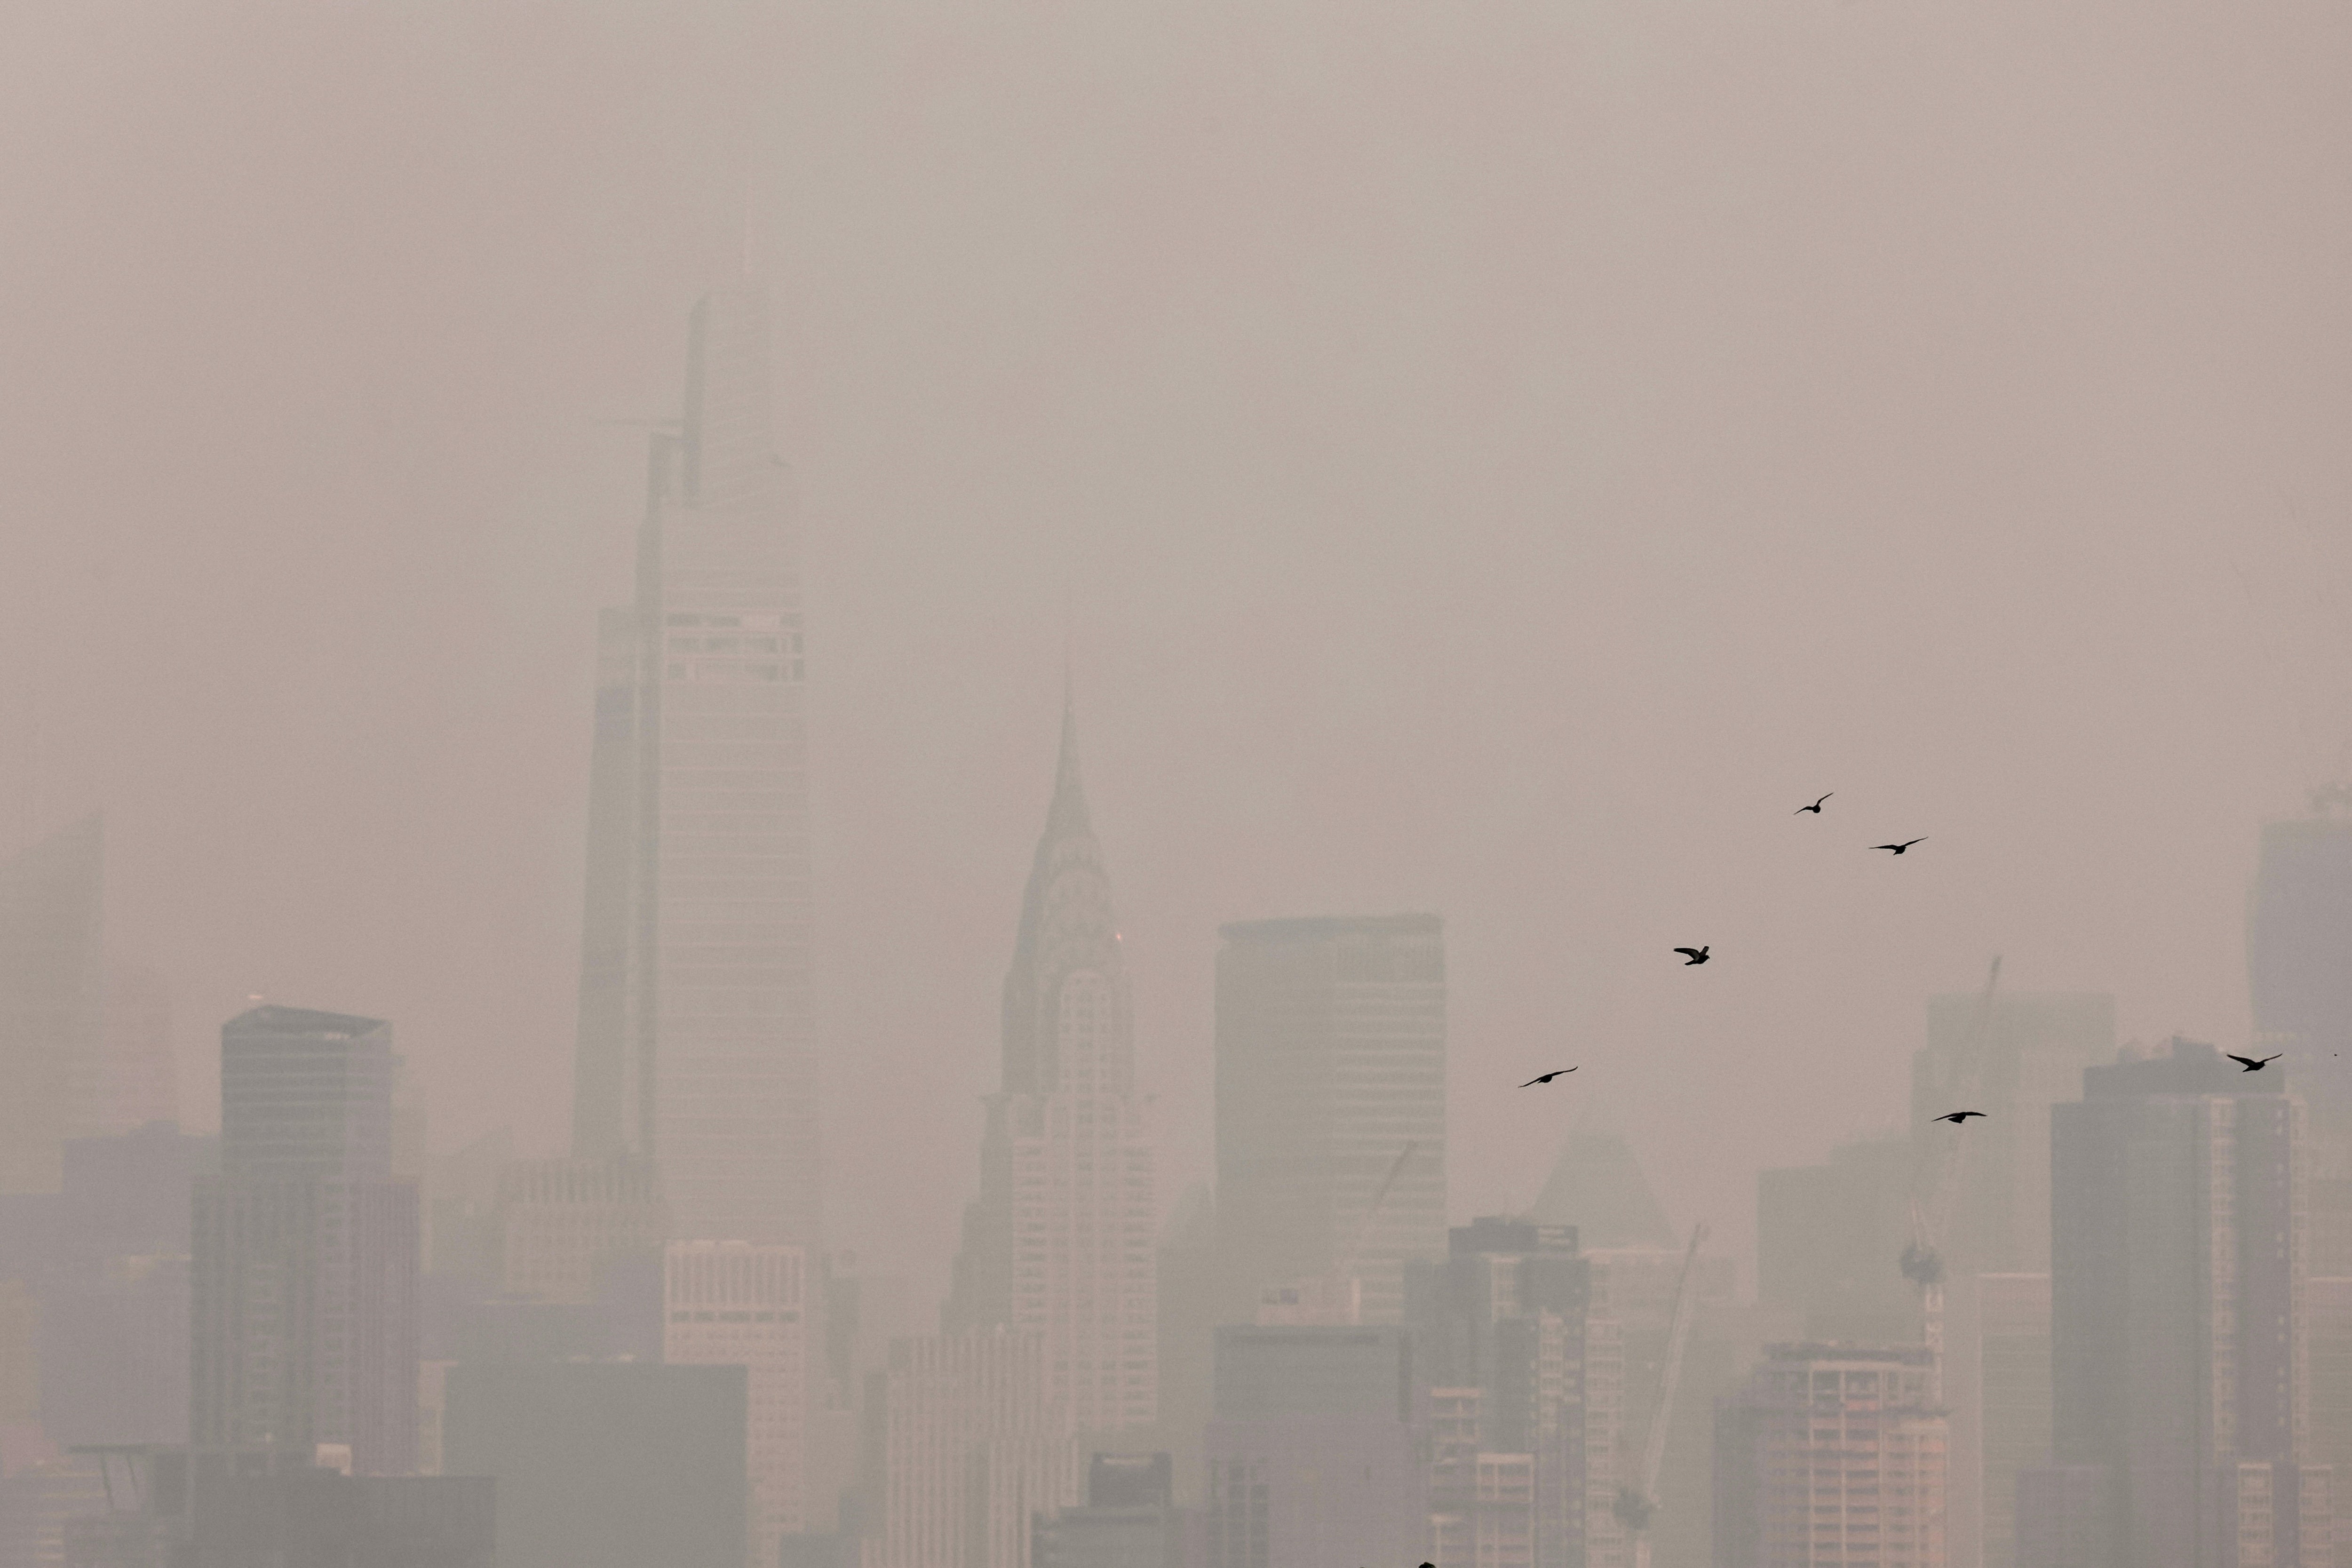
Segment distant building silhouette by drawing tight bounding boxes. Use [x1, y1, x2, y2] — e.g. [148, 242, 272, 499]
[1152, 1186, 1217, 1505]
[491, 1156, 665, 1305]
[1214, 915, 1446, 1327]
[1201, 1325, 1425, 1568]
[1530, 1119, 1677, 1250]
[0, 816, 103, 1195]
[568, 285, 820, 1250]
[2018, 1037, 2333, 1568]
[191, 1006, 420, 1476]
[1757, 1135, 1918, 1345]
[945, 695, 1157, 1437]
[2250, 801, 2352, 1141]
[1946, 1272, 2051, 1568]
[442, 1361, 747, 1568]
[1713, 1343, 1947, 1568]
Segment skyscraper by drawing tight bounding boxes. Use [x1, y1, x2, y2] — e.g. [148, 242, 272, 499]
[191, 1005, 420, 1475]
[0, 816, 103, 1195]
[2019, 1037, 2333, 1568]
[1405, 1217, 1595, 1568]
[1214, 915, 1446, 1327]
[944, 697, 1156, 1437]
[1712, 1343, 1948, 1568]
[664, 1240, 812, 1568]
[571, 285, 819, 1250]
[2249, 795, 2352, 1142]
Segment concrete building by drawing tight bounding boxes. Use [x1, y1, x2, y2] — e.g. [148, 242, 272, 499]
[1201, 1325, 1425, 1568]
[492, 1156, 665, 1304]
[1404, 1218, 1593, 1568]
[1945, 1273, 2052, 1568]
[945, 697, 1156, 1438]
[443, 1361, 747, 1568]
[2312, 1277, 2352, 1568]
[569, 286, 821, 1251]
[663, 1241, 810, 1566]
[2018, 1037, 2332, 1568]
[1214, 916, 1446, 1328]
[862, 1328, 1077, 1568]
[191, 1006, 419, 1477]
[1034, 1453, 1192, 1568]
[1713, 1343, 1948, 1568]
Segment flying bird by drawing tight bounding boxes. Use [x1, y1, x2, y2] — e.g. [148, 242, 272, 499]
[1874, 838, 1927, 855]
[1797, 793, 1833, 814]
[2228, 1053, 2282, 1072]
[1935, 1111, 1986, 1124]
[1674, 946, 1710, 965]
[1521, 1069, 1579, 1087]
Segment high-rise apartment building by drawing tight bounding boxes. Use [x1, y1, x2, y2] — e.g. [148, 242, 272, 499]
[1214, 915, 1446, 1327]
[1713, 1343, 1949, 1568]
[0, 817, 103, 1195]
[571, 285, 819, 1250]
[945, 700, 1156, 1436]
[664, 1240, 810, 1568]
[191, 1005, 419, 1476]
[1945, 1273, 2051, 1568]
[1585, 1243, 1741, 1568]
[862, 1328, 1078, 1568]
[2018, 1037, 2333, 1568]
[1201, 1325, 1426, 1568]
[1405, 1217, 1594, 1568]
[2310, 1277, 2352, 1568]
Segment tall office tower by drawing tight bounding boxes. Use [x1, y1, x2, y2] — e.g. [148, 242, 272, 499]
[944, 700, 1157, 1437]
[2250, 792, 2352, 1143]
[570, 285, 819, 1250]
[664, 1241, 811, 1568]
[864, 1329, 1079, 1568]
[1757, 1135, 1920, 1344]
[1214, 915, 1446, 1327]
[1405, 1217, 1594, 1568]
[2018, 1038, 2333, 1568]
[87, 966, 177, 1140]
[191, 1006, 420, 1475]
[0, 816, 102, 1194]
[493, 1157, 667, 1304]
[1713, 1343, 1949, 1568]
[1201, 1324, 1426, 1568]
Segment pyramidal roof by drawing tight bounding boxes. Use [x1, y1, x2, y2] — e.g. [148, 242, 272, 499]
[1529, 1110, 1677, 1250]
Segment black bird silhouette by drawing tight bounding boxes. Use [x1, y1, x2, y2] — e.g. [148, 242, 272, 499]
[1935, 1111, 1986, 1124]
[1874, 838, 1927, 855]
[1797, 793, 1833, 814]
[1674, 946, 1710, 965]
[2228, 1053, 2282, 1072]
[1520, 1069, 1579, 1087]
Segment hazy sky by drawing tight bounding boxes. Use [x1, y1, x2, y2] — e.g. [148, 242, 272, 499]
[1, 0, 2346, 1295]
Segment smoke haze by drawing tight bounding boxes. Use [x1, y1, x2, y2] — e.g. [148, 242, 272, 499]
[0, 0, 2346, 1300]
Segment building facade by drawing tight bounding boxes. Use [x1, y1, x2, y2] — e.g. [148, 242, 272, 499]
[1214, 915, 1446, 1327]
[493, 1156, 666, 1305]
[1200, 1325, 1426, 1568]
[2019, 1037, 2332, 1568]
[0, 817, 103, 1196]
[862, 1328, 1078, 1568]
[570, 285, 820, 1250]
[191, 1006, 419, 1477]
[944, 696, 1155, 1437]
[1713, 1344, 1949, 1568]
[664, 1241, 810, 1568]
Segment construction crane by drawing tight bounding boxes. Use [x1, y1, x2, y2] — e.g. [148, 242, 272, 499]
[1902, 955, 2002, 1368]
[1333, 1141, 1420, 1301]
[1612, 1221, 1709, 1568]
